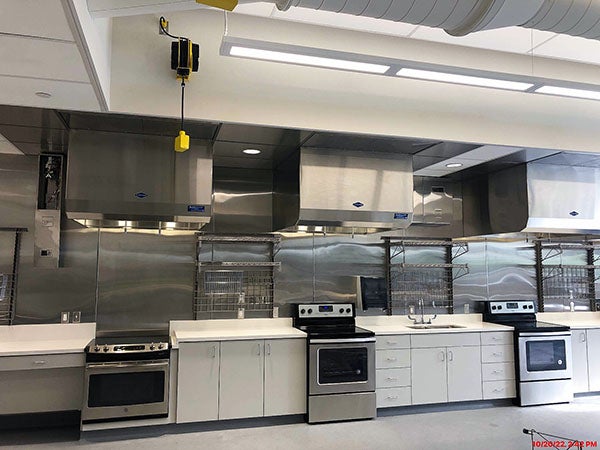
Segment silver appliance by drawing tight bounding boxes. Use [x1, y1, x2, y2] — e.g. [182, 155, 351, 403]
[66, 130, 213, 230]
[82, 337, 170, 423]
[293, 303, 376, 423]
[274, 148, 413, 233]
[483, 300, 573, 406]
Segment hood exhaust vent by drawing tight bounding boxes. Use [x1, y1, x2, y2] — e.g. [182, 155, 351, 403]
[489, 162, 600, 235]
[65, 130, 212, 229]
[273, 148, 413, 233]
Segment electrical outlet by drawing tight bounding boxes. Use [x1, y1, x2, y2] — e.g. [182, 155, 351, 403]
[72, 311, 81, 323]
[60, 311, 70, 324]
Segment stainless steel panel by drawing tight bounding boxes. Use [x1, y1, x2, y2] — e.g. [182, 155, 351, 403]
[95, 230, 195, 336]
[487, 239, 536, 302]
[519, 379, 573, 406]
[66, 130, 212, 226]
[0, 155, 37, 229]
[308, 391, 376, 423]
[34, 210, 60, 268]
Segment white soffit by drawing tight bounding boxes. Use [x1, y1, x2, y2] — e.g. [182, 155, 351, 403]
[0, 133, 24, 155]
[414, 145, 523, 177]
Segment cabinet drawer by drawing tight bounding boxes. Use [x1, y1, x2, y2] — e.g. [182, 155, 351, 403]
[376, 368, 410, 388]
[481, 332, 513, 346]
[376, 387, 411, 408]
[376, 335, 410, 350]
[376, 349, 410, 369]
[483, 380, 516, 400]
[0, 353, 85, 372]
[482, 362, 515, 381]
[411, 332, 480, 348]
[481, 345, 514, 363]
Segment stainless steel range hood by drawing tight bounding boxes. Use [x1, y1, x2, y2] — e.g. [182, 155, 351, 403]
[489, 162, 600, 235]
[66, 130, 212, 229]
[273, 148, 413, 233]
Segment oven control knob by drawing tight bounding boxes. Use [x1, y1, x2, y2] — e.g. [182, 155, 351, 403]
[307, 308, 313, 314]
[103, 346, 109, 352]
[497, 305, 502, 310]
[300, 309, 306, 314]
[522, 305, 527, 309]
[150, 345, 156, 350]
[491, 305, 497, 310]
[158, 344, 164, 349]
[339, 308, 344, 313]
[530, 305, 534, 309]
[346, 308, 351, 313]
[94, 346, 100, 352]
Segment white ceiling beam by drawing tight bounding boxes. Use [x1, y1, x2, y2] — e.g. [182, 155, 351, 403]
[87, 0, 205, 18]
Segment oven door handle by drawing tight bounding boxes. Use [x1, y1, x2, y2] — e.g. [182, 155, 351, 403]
[518, 332, 571, 338]
[310, 337, 376, 344]
[86, 361, 170, 370]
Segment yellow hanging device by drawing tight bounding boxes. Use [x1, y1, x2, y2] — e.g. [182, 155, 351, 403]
[160, 17, 199, 152]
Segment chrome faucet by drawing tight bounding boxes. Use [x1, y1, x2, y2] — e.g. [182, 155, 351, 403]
[408, 299, 437, 325]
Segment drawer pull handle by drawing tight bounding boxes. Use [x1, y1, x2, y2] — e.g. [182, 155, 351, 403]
[386, 377, 398, 381]
[386, 341, 397, 345]
[492, 370, 503, 374]
[580, 333, 586, 343]
[492, 352, 503, 357]
[33, 360, 47, 365]
[387, 396, 399, 400]
[492, 388, 504, 393]
[386, 357, 397, 362]
[492, 336, 501, 341]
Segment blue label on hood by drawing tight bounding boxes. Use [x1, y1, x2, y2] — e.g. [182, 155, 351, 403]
[188, 205, 206, 212]
[569, 211, 579, 217]
[352, 202, 364, 208]
[134, 192, 148, 199]
[394, 213, 409, 220]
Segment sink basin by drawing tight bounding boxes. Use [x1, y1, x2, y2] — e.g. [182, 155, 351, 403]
[406, 324, 467, 329]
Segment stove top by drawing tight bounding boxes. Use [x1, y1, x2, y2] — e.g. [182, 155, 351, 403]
[482, 301, 570, 334]
[296, 324, 375, 339]
[292, 303, 374, 340]
[512, 321, 570, 333]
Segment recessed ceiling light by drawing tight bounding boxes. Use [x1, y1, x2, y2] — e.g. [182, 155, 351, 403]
[242, 148, 261, 155]
[396, 68, 534, 91]
[35, 91, 52, 98]
[445, 163, 463, 168]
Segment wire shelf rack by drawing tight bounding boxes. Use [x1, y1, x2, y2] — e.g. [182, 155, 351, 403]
[0, 228, 25, 326]
[389, 267, 454, 313]
[194, 234, 280, 318]
[542, 265, 595, 303]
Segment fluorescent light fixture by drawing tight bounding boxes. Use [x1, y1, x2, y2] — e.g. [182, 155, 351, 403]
[396, 68, 534, 91]
[242, 148, 261, 155]
[445, 163, 463, 168]
[0, 133, 24, 155]
[535, 85, 600, 101]
[229, 46, 390, 74]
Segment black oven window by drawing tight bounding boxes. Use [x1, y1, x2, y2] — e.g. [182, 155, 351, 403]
[526, 340, 567, 372]
[318, 348, 368, 384]
[88, 371, 165, 407]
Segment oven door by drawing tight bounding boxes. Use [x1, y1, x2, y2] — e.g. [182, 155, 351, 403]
[82, 359, 170, 422]
[517, 332, 572, 382]
[309, 338, 375, 395]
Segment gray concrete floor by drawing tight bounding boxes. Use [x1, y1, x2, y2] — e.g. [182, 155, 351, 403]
[2, 397, 600, 449]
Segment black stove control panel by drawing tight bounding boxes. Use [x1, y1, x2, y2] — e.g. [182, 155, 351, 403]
[87, 341, 169, 354]
[297, 303, 353, 318]
[488, 300, 535, 314]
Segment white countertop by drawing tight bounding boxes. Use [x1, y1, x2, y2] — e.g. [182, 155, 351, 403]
[170, 318, 306, 347]
[0, 323, 95, 357]
[537, 312, 600, 329]
[356, 314, 513, 335]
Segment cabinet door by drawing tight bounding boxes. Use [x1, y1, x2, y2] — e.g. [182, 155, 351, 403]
[411, 348, 447, 405]
[264, 339, 306, 416]
[572, 330, 590, 393]
[219, 340, 264, 420]
[587, 329, 600, 392]
[177, 342, 220, 423]
[447, 346, 483, 402]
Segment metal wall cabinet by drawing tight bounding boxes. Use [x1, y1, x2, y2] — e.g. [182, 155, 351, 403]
[571, 330, 590, 393]
[410, 333, 482, 405]
[176, 342, 220, 423]
[587, 329, 600, 392]
[264, 339, 306, 416]
[219, 340, 265, 420]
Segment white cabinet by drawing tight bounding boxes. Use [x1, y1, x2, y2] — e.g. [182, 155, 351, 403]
[572, 330, 590, 393]
[264, 339, 306, 417]
[177, 341, 220, 423]
[411, 348, 447, 405]
[587, 329, 600, 392]
[176, 338, 306, 423]
[481, 332, 515, 400]
[219, 340, 264, 420]
[376, 334, 412, 408]
[447, 346, 483, 402]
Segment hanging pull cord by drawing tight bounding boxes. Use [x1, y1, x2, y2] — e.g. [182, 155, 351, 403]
[159, 16, 179, 39]
[181, 79, 185, 131]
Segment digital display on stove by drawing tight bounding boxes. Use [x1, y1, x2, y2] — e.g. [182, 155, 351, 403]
[319, 305, 333, 312]
[113, 345, 145, 351]
[506, 302, 519, 309]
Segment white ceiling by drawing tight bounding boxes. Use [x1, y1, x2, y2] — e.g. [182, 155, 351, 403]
[0, 0, 101, 111]
[232, 3, 600, 67]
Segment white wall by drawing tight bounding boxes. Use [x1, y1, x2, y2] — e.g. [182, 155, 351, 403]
[110, 10, 600, 152]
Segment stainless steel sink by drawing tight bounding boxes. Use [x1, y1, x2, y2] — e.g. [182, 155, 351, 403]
[406, 324, 467, 329]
